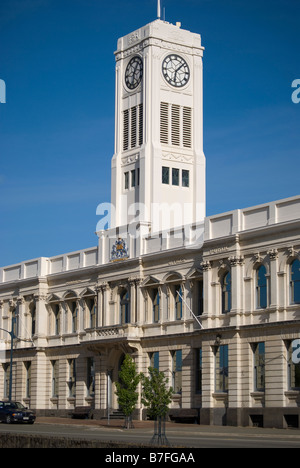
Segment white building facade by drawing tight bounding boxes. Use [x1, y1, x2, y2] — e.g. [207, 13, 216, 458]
[0, 19, 300, 428]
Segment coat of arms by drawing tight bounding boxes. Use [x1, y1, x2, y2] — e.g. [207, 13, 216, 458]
[110, 238, 129, 262]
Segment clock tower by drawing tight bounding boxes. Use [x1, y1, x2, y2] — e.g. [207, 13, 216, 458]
[111, 19, 206, 233]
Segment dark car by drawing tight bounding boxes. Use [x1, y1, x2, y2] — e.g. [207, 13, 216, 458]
[0, 401, 36, 424]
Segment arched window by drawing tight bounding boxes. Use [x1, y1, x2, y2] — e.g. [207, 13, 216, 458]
[152, 288, 160, 323]
[256, 265, 267, 309]
[120, 289, 130, 325]
[174, 285, 183, 320]
[71, 301, 78, 333]
[30, 304, 36, 337]
[11, 307, 18, 337]
[87, 297, 97, 329]
[291, 259, 300, 305]
[221, 271, 231, 314]
[54, 304, 61, 336]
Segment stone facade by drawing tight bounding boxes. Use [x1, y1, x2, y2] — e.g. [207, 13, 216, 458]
[0, 195, 299, 427]
[0, 18, 300, 428]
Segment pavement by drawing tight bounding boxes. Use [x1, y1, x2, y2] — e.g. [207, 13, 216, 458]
[36, 417, 181, 429]
[35, 416, 300, 438]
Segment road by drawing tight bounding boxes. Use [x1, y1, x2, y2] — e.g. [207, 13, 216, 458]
[0, 420, 300, 449]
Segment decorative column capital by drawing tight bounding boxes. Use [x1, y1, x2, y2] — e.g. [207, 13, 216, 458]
[268, 249, 278, 261]
[200, 260, 212, 271]
[229, 255, 245, 267]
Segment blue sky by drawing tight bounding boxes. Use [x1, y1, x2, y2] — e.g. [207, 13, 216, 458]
[0, 0, 299, 267]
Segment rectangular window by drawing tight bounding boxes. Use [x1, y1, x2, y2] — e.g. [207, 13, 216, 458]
[25, 362, 31, 398]
[172, 168, 179, 186]
[290, 260, 300, 305]
[182, 169, 190, 187]
[87, 357, 95, 397]
[68, 359, 76, 398]
[124, 172, 129, 190]
[253, 342, 265, 391]
[172, 350, 182, 394]
[288, 341, 300, 390]
[51, 360, 59, 398]
[149, 352, 159, 371]
[131, 169, 136, 188]
[195, 348, 202, 394]
[215, 345, 229, 392]
[162, 166, 170, 185]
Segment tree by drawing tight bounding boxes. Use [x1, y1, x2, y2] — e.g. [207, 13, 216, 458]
[115, 354, 141, 429]
[141, 367, 174, 445]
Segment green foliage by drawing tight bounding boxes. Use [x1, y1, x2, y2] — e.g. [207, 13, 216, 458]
[115, 354, 141, 422]
[141, 367, 174, 419]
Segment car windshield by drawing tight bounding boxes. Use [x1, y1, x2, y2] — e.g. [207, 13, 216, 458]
[2, 402, 26, 409]
[15, 402, 26, 409]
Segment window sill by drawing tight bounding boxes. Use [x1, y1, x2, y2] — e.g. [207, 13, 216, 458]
[212, 392, 228, 401]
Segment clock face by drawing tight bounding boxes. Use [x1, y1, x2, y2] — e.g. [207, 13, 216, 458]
[125, 56, 143, 90]
[162, 54, 190, 88]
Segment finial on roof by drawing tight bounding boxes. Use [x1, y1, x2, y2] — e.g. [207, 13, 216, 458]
[157, 0, 161, 19]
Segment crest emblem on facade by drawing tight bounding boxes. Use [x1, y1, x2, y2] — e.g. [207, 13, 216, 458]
[111, 238, 129, 262]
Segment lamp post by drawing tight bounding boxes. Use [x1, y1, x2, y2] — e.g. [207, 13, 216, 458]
[0, 316, 17, 401]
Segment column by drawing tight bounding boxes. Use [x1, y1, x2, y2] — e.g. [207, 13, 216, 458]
[17, 297, 25, 340]
[227, 330, 242, 426]
[58, 358, 68, 411]
[129, 278, 137, 324]
[201, 260, 212, 327]
[31, 350, 47, 410]
[268, 249, 279, 310]
[34, 294, 48, 347]
[229, 255, 245, 326]
[97, 282, 109, 327]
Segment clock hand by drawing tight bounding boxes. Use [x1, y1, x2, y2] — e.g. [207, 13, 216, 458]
[174, 63, 184, 82]
[176, 63, 184, 73]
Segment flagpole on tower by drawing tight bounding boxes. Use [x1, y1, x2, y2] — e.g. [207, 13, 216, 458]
[157, 0, 161, 19]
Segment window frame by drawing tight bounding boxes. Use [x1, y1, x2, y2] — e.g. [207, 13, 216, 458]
[253, 342, 265, 392]
[195, 348, 202, 394]
[256, 264, 268, 310]
[172, 168, 180, 186]
[215, 344, 229, 393]
[182, 169, 190, 188]
[120, 289, 130, 325]
[171, 350, 183, 394]
[162, 166, 170, 185]
[290, 258, 300, 305]
[174, 284, 183, 320]
[287, 340, 300, 390]
[221, 271, 231, 314]
[152, 288, 160, 323]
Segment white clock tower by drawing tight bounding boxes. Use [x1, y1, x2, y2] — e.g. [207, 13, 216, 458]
[111, 18, 206, 233]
